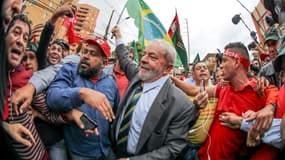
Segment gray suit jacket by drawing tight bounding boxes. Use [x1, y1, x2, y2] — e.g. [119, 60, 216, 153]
[111, 44, 198, 160]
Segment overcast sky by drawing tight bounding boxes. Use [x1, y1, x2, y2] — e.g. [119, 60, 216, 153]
[79, 0, 260, 62]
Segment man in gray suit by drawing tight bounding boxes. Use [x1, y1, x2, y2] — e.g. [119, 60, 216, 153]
[111, 26, 198, 160]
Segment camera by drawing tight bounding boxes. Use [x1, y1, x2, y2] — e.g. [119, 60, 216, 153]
[248, 42, 256, 51]
[250, 64, 260, 73]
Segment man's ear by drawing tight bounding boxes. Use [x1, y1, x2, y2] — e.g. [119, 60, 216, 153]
[163, 64, 173, 75]
[234, 59, 241, 69]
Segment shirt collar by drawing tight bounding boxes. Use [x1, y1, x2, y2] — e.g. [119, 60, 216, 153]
[143, 75, 169, 93]
[230, 78, 256, 91]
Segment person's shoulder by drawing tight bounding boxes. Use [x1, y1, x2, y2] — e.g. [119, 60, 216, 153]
[62, 62, 78, 68]
[103, 64, 115, 76]
[59, 62, 78, 75]
[101, 72, 117, 86]
[62, 54, 80, 64]
[169, 85, 196, 115]
[169, 83, 193, 104]
[259, 61, 275, 74]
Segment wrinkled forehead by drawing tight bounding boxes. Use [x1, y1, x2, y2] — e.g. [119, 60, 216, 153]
[8, 20, 29, 34]
[144, 47, 161, 58]
[50, 43, 63, 50]
[195, 62, 207, 67]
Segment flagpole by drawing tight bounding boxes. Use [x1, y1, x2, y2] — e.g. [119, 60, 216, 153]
[185, 18, 190, 63]
[104, 10, 115, 40]
[111, 4, 127, 39]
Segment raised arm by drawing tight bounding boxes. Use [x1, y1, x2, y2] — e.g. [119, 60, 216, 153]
[36, 2, 77, 70]
[112, 26, 139, 80]
[171, 75, 216, 97]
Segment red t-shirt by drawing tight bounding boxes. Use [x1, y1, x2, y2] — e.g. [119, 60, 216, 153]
[199, 79, 265, 160]
[113, 66, 129, 99]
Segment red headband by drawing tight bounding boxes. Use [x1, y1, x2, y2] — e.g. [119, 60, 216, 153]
[224, 49, 250, 69]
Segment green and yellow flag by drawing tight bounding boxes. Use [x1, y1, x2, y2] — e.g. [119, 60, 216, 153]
[126, 0, 172, 51]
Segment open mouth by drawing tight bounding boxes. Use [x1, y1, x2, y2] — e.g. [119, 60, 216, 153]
[49, 53, 60, 63]
[10, 48, 22, 61]
[140, 65, 149, 71]
[11, 48, 21, 55]
[50, 57, 58, 62]
[200, 73, 207, 77]
[80, 62, 89, 69]
[25, 66, 33, 71]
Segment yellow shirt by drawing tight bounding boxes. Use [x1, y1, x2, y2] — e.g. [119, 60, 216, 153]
[187, 96, 217, 144]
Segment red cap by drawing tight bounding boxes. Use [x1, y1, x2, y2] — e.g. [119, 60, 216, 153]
[86, 37, 111, 58]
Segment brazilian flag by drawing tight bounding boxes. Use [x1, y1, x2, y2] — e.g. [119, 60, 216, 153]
[126, 0, 173, 51]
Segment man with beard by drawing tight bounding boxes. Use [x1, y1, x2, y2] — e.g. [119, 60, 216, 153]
[11, 2, 115, 122]
[46, 37, 119, 159]
[111, 26, 198, 160]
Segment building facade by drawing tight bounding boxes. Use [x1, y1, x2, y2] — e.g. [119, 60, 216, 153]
[74, 4, 99, 38]
[23, 0, 71, 41]
[251, 1, 269, 45]
[23, 0, 98, 42]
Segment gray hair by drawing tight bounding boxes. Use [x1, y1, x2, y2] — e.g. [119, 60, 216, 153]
[149, 39, 177, 65]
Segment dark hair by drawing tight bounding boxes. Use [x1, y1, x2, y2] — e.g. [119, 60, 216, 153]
[192, 61, 205, 71]
[224, 42, 250, 61]
[252, 58, 261, 67]
[50, 39, 66, 54]
[53, 39, 69, 51]
[6, 14, 31, 37]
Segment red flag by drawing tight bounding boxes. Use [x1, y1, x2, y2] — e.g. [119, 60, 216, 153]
[62, 16, 70, 28]
[168, 11, 189, 71]
[63, 16, 82, 44]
